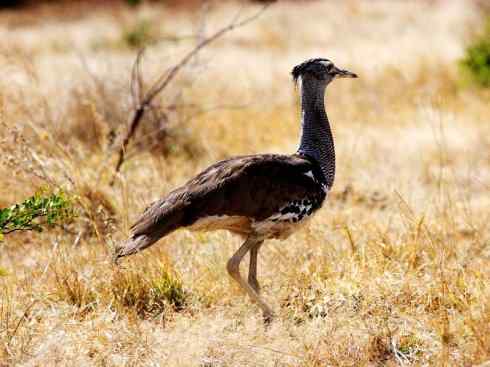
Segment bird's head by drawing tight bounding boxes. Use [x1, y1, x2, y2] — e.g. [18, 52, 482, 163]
[292, 58, 358, 86]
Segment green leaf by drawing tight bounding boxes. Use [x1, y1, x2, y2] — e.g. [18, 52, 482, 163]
[0, 189, 76, 236]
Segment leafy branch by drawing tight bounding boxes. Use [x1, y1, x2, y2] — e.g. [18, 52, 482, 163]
[0, 190, 75, 240]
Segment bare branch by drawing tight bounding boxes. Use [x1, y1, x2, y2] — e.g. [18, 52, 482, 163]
[110, 3, 271, 185]
[130, 48, 145, 109]
[144, 3, 270, 103]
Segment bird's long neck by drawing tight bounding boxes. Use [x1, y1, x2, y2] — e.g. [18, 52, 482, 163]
[297, 77, 335, 189]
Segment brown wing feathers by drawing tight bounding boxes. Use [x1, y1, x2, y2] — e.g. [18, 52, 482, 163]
[115, 154, 320, 259]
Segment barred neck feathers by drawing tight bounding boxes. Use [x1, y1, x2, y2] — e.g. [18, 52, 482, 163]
[297, 74, 335, 189]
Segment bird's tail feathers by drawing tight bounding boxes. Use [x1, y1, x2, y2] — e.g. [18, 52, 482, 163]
[113, 234, 159, 264]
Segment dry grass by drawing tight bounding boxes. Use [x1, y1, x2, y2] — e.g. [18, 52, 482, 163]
[1, 0, 490, 365]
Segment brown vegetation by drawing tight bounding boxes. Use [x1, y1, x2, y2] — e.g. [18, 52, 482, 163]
[0, 1, 489, 365]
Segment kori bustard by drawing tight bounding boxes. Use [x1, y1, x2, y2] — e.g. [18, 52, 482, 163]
[116, 58, 358, 321]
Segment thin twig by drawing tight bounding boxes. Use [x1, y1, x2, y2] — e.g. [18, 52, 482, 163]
[110, 3, 271, 185]
[144, 4, 270, 103]
[7, 300, 37, 348]
[130, 48, 145, 109]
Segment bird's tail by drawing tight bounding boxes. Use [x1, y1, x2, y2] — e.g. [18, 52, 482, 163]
[113, 233, 160, 264]
[113, 193, 187, 264]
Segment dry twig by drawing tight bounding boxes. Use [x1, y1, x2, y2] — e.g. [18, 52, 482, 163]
[111, 3, 271, 185]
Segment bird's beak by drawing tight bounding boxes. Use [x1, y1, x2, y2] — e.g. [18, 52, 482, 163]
[333, 67, 358, 78]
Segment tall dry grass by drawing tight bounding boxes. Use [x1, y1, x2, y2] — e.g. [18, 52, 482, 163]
[1, 1, 489, 366]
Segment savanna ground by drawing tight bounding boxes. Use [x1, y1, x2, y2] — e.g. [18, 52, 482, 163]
[1, 0, 490, 366]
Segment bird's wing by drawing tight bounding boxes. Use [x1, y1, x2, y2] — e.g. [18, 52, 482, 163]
[182, 154, 325, 222]
[117, 154, 322, 258]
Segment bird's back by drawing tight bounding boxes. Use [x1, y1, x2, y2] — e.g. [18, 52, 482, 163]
[116, 153, 327, 258]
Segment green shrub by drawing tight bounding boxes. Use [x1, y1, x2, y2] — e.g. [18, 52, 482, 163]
[122, 20, 155, 49]
[0, 189, 75, 240]
[460, 19, 490, 87]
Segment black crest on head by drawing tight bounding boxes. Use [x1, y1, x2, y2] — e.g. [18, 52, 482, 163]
[292, 58, 332, 84]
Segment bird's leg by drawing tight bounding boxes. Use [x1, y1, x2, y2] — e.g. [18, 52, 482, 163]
[248, 240, 264, 293]
[227, 236, 274, 322]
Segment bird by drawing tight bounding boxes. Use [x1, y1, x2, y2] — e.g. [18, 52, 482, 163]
[115, 58, 358, 321]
